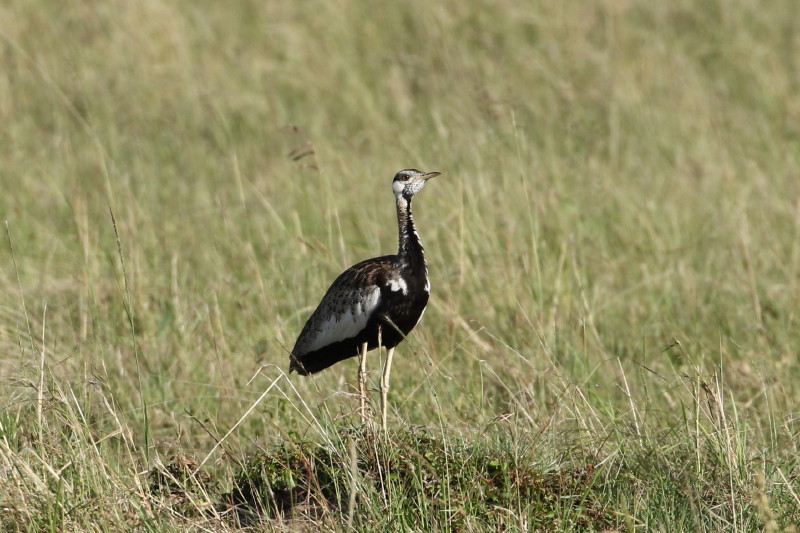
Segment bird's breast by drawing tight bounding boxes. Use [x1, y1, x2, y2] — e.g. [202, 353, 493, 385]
[379, 270, 429, 336]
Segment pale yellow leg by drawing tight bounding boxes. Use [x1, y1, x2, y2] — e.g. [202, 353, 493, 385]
[380, 346, 395, 433]
[358, 342, 369, 423]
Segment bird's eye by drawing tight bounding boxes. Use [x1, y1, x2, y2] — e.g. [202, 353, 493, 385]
[402, 175, 410, 181]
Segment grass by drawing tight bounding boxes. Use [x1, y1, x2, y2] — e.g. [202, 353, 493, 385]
[1, 0, 800, 530]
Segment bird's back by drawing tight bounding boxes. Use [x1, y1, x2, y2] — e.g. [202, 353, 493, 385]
[289, 255, 428, 375]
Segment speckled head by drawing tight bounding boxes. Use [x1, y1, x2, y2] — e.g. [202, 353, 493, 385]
[392, 169, 440, 199]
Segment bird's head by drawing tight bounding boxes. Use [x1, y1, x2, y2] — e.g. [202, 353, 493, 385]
[392, 169, 440, 199]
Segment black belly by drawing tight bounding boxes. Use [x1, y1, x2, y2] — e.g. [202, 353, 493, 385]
[292, 290, 428, 375]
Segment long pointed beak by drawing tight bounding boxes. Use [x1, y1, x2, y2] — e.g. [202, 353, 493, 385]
[421, 171, 441, 180]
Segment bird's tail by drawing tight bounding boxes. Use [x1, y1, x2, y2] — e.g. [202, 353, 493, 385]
[289, 342, 362, 376]
[289, 354, 311, 376]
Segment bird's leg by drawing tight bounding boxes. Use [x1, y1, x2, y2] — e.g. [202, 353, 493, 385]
[380, 346, 395, 434]
[358, 341, 369, 423]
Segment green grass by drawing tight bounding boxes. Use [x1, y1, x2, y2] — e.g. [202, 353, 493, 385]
[2, 0, 800, 530]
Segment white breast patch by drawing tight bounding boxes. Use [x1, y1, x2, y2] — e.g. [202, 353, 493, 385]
[388, 277, 408, 294]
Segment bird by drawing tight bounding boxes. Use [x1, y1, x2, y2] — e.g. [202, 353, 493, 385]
[289, 168, 440, 430]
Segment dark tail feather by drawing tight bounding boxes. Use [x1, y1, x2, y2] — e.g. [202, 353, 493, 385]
[289, 340, 364, 376]
[289, 354, 311, 376]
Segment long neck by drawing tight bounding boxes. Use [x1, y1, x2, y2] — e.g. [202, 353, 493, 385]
[396, 195, 426, 269]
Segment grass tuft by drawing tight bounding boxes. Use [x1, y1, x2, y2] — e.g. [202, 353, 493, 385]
[212, 427, 616, 531]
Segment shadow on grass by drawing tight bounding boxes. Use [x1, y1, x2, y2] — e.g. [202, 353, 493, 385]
[154, 427, 620, 531]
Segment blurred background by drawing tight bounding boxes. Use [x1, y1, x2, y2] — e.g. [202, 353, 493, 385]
[1, 0, 799, 529]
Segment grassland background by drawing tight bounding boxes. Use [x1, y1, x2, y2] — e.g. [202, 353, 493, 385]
[1, 0, 799, 531]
